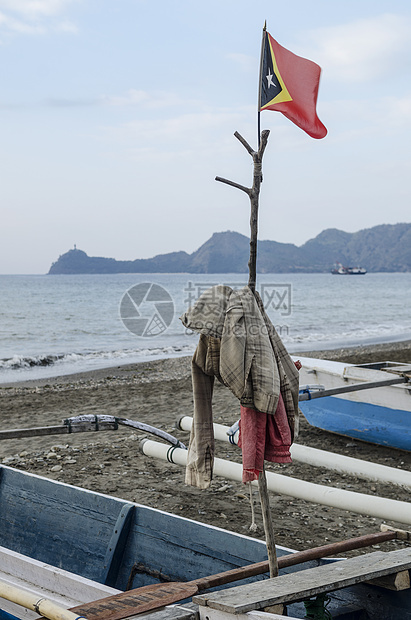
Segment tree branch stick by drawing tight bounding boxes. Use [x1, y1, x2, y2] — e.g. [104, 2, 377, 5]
[258, 129, 270, 158]
[247, 131, 269, 292]
[215, 176, 251, 195]
[234, 131, 255, 155]
[215, 129, 277, 577]
[245, 130, 278, 577]
[258, 465, 279, 577]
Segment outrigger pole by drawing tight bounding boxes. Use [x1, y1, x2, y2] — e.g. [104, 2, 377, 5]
[214, 22, 278, 578]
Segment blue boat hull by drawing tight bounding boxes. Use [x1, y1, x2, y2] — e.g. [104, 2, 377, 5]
[0, 466, 270, 591]
[300, 396, 411, 451]
[2, 466, 411, 619]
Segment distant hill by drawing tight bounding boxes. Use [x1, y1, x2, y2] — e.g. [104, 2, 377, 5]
[48, 223, 411, 274]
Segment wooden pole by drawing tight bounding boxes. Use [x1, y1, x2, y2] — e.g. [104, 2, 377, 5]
[258, 464, 279, 577]
[215, 128, 269, 293]
[216, 128, 278, 577]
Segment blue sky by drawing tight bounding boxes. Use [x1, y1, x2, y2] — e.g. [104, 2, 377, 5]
[1, 0, 410, 273]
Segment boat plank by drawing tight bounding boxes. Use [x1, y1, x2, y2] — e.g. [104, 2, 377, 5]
[194, 549, 411, 614]
[0, 546, 120, 619]
[100, 504, 135, 587]
[197, 609, 300, 620]
[366, 570, 410, 591]
[0, 467, 135, 584]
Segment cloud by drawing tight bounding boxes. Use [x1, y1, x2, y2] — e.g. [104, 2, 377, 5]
[54, 18, 77, 32]
[0, 10, 45, 33]
[119, 111, 247, 143]
[0, 0, 76, 17]
[306, 14, 411, 82]
[101, 107, 254, 161]
[0, 0, 78, 37]
[317, 93, 411, 149]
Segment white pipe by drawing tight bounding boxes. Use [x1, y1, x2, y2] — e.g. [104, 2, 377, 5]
[177, 416, 411, 490]
[0, 580, 86, 620]
[141, 439, 411, 526]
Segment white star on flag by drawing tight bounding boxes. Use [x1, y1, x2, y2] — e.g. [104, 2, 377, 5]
[266, 69, 276, 88]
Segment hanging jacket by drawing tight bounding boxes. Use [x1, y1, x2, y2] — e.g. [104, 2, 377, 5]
[180, 284, 299, 489]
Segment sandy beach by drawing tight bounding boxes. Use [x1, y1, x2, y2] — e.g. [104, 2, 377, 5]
[1, 339, 410, 555]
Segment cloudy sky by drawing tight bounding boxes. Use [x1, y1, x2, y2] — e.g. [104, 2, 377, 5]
[1, 0, 410, 274]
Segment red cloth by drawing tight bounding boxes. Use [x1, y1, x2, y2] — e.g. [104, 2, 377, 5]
[238, 394, 292, 483]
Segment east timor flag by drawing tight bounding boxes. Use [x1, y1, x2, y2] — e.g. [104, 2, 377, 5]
[260, 32, 327, 139]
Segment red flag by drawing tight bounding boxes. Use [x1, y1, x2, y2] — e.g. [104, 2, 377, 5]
[260, 31, 327, 139]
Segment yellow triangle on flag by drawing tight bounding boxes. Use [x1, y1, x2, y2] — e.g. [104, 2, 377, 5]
[261, 37, 292, 110]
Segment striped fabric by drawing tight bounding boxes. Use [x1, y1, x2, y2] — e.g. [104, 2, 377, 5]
[180, 285, 300, 489]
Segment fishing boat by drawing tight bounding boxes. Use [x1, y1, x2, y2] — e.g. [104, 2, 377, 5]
[1, 464, 411, 620]
[331, 263, 367, 275]
[296, 357, 411, 451]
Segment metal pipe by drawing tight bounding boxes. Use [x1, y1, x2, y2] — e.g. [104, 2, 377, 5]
[195, 530, 397, 590]
[298, 376, 409, 401]
[177, 416, 411, 489]
[141, 439, 411, 525]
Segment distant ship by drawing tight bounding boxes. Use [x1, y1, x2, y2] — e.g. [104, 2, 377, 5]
[331, 262, 367, 275]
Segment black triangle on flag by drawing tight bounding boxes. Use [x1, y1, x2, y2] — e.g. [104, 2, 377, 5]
[261, 34, 282, 108]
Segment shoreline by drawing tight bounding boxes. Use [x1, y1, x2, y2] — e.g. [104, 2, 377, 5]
[1, 337, 410, 553]
[2, 338, 411, 390]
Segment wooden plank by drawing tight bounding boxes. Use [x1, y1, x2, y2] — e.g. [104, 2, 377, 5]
[366, 570, 410, 591]
[0, 467, 134, 584]
[381, 523, 411, 541]
[144, 605, 199, 620]
[116, 504, 269, 590]
[99, 504, 135, 587]
[0, 466, 273, 593]
[198, 609, 301, 620]
[0, 546, 119, 601]
[194, 549, 411, 614]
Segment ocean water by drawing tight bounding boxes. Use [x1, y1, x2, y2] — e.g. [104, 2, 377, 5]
[1, 272, 410, 384]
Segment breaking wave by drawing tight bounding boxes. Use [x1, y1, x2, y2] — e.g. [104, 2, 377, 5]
[0, 344, 196, 383]
[0, 354, 65, 370]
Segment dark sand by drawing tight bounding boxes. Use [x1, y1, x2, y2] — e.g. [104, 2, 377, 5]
[1, 340, 410, 556]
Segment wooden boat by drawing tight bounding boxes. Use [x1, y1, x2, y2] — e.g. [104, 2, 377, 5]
[296, 357, 411, 451]
[1, 464, 411, 620]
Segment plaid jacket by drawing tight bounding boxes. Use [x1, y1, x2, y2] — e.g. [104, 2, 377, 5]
[180, 285, 300, 488]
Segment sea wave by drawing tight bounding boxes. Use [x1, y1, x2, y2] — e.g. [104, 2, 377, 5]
[284, 322, 411, 349]
[0, 344, 197, 383]
[0, 354, 65, 369]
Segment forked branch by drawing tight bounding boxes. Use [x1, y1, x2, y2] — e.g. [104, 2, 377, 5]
[215, 129, 270, 291]
[215, 128, 276, 577]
